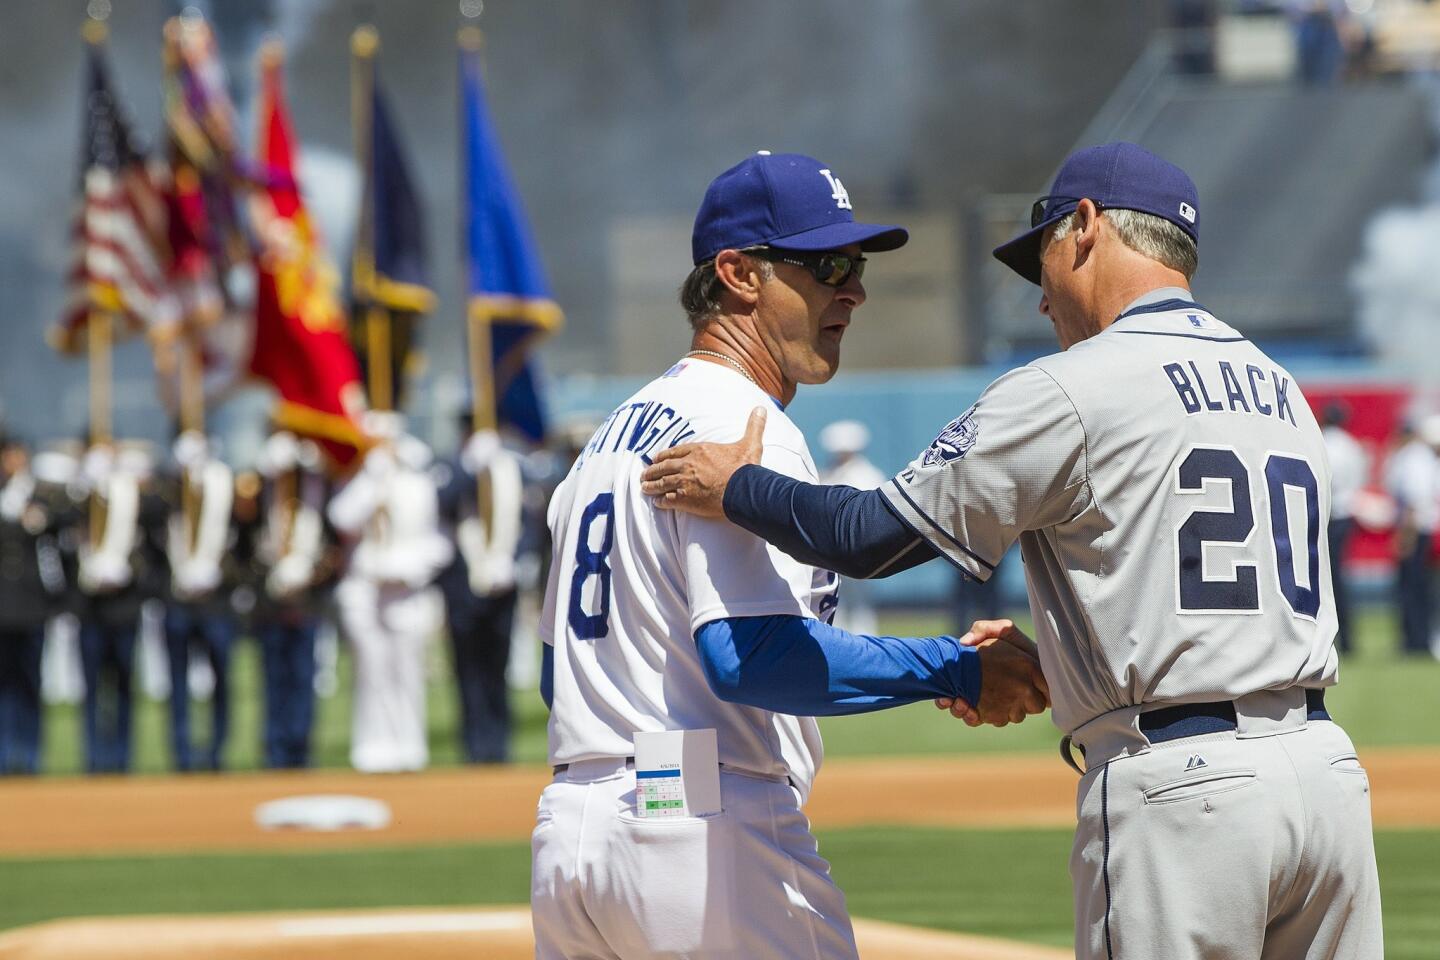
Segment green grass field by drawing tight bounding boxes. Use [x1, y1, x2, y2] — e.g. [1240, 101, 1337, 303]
[3, 828, 1436, 956]
[10, 606, 1440, 956]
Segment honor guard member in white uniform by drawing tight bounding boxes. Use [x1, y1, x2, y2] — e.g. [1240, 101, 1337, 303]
[253, 430, 333, 768]
[535, 152, 1048, 960]
[329, 411, 452, 773]
[0, 437, 66, 775]
[74, 441, 166, 773]
[163, 431, 239, 771]
[437, 423, 525, 763]
[1319, 403, 1368, 654]
[643, 143, 1383, 960]
[1385, 417, 1440, 657]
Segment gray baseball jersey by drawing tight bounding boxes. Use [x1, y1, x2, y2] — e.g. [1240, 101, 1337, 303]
[881, 288, 1339, 734]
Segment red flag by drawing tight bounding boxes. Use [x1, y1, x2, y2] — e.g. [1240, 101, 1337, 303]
[248, 43, 367, 466]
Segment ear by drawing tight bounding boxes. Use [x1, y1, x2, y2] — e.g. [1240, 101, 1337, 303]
[714, 250, 763, 306]
[1071, 198, 1102, 266]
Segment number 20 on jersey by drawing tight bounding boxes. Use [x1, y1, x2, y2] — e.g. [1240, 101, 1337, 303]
[1174, 446, 1321, 619]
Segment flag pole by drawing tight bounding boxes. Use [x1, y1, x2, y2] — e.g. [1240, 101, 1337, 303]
[179, 332, 204, 546]
[351, 25, 391, 412]
[460, 22, 496, 535]
[83, 16, 112, 548]
[88, 310, 112, 547]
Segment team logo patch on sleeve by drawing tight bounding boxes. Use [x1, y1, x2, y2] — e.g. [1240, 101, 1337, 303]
[921, 410, 979, 467]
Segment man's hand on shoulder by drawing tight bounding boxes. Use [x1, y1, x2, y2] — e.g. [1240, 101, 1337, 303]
[640, 406, 767, 519]
[935, 619, 1050, 727]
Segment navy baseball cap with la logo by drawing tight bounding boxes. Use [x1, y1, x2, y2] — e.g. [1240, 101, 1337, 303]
[692, 151, 909, 264]
[993, 141, 1200, 285]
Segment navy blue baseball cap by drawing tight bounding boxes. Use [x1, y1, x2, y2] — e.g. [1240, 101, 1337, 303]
[692, 151, 908, 264]
[993, 142, 1199, 285]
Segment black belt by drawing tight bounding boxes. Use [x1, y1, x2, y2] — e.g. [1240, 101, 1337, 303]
[1139, 689, 1330, 745]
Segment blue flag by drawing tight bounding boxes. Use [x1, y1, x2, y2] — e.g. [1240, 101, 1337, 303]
[460, 36, 561, 444]
[367, 80, 433, 313]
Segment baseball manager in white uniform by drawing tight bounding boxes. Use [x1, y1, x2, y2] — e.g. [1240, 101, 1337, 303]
[533, 152, 1049, 959]
[644, 142, 1383, 959]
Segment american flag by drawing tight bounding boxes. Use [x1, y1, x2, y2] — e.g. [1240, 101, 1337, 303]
[52, 36, 178, 353]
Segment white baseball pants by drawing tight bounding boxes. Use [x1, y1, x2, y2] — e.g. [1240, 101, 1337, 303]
[532, 757, 858, 959]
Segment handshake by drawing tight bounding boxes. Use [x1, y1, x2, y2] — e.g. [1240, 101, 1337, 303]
[943, 618, 1050, 728]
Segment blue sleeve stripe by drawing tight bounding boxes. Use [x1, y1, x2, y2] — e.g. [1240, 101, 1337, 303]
[886, 479, 996, 573]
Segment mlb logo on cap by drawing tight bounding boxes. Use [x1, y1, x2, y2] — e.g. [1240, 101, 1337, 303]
[691, 152, 908, 264]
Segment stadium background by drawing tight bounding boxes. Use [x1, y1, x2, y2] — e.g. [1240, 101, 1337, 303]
[2, 1, 1439, 957]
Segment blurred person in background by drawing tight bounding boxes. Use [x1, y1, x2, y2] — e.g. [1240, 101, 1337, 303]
[818, 420, 885, 636]
[1321, 402, 1368, 655]
[1287, 0, 1348, 85]
[162, 431, 239, 772]
[35, 444, 86, 710]
[74, 440, 166, 774]
[0, 437, 66, 775]
[436, 415, 525, 764]
[252, 430, 334, 769]
[1385, 417, 1440, 657]
[329, 411, 452, 773]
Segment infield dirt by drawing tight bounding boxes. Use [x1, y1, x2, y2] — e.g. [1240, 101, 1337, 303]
[1, 747, 1436, 857]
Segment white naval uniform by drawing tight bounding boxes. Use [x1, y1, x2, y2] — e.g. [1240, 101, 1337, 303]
[329, 440, 452, 773]
[882, 289, 1382, 959]
[533, 359, 855, 960]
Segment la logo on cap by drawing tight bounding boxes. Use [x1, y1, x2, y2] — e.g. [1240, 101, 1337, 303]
[1178, 201, 1197, 224]
[819, 169, 852, 210]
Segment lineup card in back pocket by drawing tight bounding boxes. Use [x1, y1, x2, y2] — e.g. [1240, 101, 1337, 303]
[633, 729, 721, 819]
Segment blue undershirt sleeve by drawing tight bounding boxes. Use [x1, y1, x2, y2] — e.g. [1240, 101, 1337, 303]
[694, 614, 980, 717]
[722, 464, 938, 579]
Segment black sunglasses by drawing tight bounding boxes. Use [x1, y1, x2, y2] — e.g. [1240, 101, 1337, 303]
[745, 247, 866, 287]
[1029, 195, 1102, 229]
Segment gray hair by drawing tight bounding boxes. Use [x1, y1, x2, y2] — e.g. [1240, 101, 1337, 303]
[1051, 207, 1198, 280]
[678, 254, 773, 329]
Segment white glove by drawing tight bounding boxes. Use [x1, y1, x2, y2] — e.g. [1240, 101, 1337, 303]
[395, 434, 433, 471]
[266, 554, 314, 599]
[81, 447, 114, 490]
[468, 551, 516, 596]
[362, 445, 396, 480]
[461, 430, 502, 474]
[174, 559, 222, 599]
[173, 431, 208, 469]
[80, 551, 131, 593]
[259, 431, 300, 477]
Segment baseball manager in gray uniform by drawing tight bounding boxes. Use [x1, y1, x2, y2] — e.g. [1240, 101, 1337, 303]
[641, 141, 1383, 959]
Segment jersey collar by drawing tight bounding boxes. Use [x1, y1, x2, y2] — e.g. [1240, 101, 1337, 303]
[1113, 286, 1204, 324]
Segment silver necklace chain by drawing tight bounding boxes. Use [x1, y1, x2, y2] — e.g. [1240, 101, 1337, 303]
[685, 350, 757, 386]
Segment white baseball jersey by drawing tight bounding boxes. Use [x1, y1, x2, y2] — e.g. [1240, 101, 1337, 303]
[540, 359, 838, 798]
[882, 288, 1340, 733]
